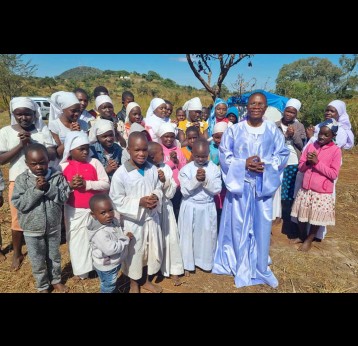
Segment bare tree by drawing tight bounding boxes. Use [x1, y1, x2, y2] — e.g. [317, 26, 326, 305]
[186, 54, 253, 101]
[0, 54, 37, 113]
[231, 73, 257, 96]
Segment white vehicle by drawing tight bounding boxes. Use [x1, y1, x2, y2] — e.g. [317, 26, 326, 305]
[29, 97, 50, 120]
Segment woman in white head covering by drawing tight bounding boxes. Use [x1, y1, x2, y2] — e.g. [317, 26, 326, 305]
[123, 102, 146, 142]
[59, 130, 110, 279]
[88, 119, 122, 181]
[48, 91, 89, 159]
[182, 97, 209, 139]
[275, 98, 306, 240]
[0, 97, 57, 270]
[144, 98, 169, 143]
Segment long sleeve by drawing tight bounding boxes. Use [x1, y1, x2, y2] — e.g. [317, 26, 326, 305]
[314, 147, 342, 180]
[292, 122, 306, 152]
[85, 158, 110, 191]
[44, 175, 71, 205]
[162, 166, 177, 199]
[202, 165, 222, 196]
[336, 126, 354, 149]
[298, 145, 312, 173]
[93, 231, 130, 257]
[179, 167, 202, 198]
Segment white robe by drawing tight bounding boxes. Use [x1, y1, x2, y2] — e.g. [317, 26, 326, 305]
[178, 161, 222, 271]
[158, 163, 184, 277]
[109, 161, 163, 280]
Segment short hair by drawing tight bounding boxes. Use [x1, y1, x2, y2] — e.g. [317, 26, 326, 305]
[164, 99, 173, 106]
[248, 92, 267, 104]
[89, 193, 112, 212]
[122, 91, 134, 101]
[128, 132, 148, 148]
[176, 107, 183, 113]
[147, 141, 162, 157]
[73, 88, 88, 97]
[93, 86, 109, 98]
[186, 126, 200, 135]
[192, 138, 209, 151]
[24, 143, 48, 159]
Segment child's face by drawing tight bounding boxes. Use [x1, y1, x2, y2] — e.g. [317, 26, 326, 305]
[13, 107, 35, 129]
[128, 138, 148, 166]
[192, 145, 209, 166]
[283, 107, 297, 124]
[227, 114, 237, 124]
[99, 103, 114, 120]
[129, 107, 143, 124]
[154, 103, 167, 119]
[201, 108, 209, 121]
[123, 96, 134, 108]
[63, 104, 81, 122]
[176, 110, 186, 122]
[91, 198, 115, 225]
[188, 110, 202, 122]
[166, 104, 173, 118]
[318, 126, 334, 146]
[215, 104, 227, 120]
[186, 131, 198, 148]
[25, 150, 49, 176]
[213, 132, 223, 146]
[151, 147, 164, 166]
[70, 144, 89, 162]
[97, 130, 114, 149]
[76, 92, 89, 112]
[160, 132, 175, 148]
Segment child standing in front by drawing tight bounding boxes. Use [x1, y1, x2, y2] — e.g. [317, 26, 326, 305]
[60, 131, 110, 280]
[181, 126, 199, 163]
[12, 144, 71, 292]
[291, 119, 342, 252]
[147, 142, 184, 286]
[87, 194, 133, 293]
[178, 138, 222, 275]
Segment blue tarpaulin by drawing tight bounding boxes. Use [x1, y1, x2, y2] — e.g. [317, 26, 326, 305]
[227, 89, 289, 112]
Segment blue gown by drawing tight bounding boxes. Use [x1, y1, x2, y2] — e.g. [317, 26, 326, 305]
[212, 120, 289, 288]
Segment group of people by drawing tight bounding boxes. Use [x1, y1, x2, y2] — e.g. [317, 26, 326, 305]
[0, 85, 354, 293]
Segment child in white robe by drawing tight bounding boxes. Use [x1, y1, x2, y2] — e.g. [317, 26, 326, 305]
[178, 138, 222, 275]
[147, 142, 184, 286]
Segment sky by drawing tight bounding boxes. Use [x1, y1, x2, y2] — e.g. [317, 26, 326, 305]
[23, 54, 345, 92]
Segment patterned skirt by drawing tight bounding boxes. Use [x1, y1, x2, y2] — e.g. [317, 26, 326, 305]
[291, 188, 335, 226]
[281, 164, 298, 201]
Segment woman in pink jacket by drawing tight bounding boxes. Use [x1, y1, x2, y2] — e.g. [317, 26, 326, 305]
[291, 118, 342, 252]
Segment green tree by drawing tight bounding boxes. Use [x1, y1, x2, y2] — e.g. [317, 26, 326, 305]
[0, 54, 37, 112]
[186, 54, 253, 101]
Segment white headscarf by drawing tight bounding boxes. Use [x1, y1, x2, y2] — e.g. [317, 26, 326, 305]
[129, 122, 146, 134]
[10, 97, 45, 131]
[328, 100, 352, 130]
[125, 102, 141, 123]
[213, 121, 228, 134]
[49, 91, 80, 122]
[60, 131, 89, 165]
[285, 98, 301, 112]
[145, 98, 166, 120]
[182, 97, 203, 117]
[88, 119, 114, 144]
[158, 123, 176, 138]
[95, 95, 113, 110]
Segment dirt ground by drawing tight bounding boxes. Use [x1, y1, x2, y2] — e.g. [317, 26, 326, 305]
[0, 148, 357, 294]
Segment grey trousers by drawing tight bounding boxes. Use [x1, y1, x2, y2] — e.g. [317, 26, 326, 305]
[24, 227, 62, 292]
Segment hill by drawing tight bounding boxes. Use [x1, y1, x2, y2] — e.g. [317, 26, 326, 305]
[57, 66, 103, 80]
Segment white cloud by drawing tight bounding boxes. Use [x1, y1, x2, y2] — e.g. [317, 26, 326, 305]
[170, 56, 189, 63]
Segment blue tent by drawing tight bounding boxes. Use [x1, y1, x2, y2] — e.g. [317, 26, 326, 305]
[227, 89, 289, 112]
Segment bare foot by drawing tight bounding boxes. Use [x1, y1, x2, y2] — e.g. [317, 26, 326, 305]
[72, 275, 88, 282]
[0, 250, 6, 263]
[298, 241, 312, 252]
[10, 254, 24, 271]
[171, 275, 183, 286]
[184, 270, 190, 277]
[53, 283, 69, 293]
[289, 238, 303, 244]
[141, 281, 163, 293]
[129, 280, 140, 293]
[39, 289, 50, 293]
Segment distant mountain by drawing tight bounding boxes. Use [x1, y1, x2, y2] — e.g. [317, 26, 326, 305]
[57, 66, 103, 80]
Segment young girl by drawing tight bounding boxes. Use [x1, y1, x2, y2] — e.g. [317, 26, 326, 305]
[291, 118, 342, 252]
[74, 88, 95, 124]
[89, 119, 122, 181]
[207, 98, 229, 138]
[226, 106, 239, 125]
[48, 91, 89, 159]
[178, 138, 222, 275]
[0, 97, 57, 271]
[159, 123, 187, 221]
[60, 131, 110, 279]
[181, 126, 199, 163]
[145, 98, 169, 143]
[182, 97, 208, 140]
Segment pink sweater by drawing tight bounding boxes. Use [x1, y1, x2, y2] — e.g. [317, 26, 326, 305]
[161, 144, 187, 187]
[299, 141, 342, 194]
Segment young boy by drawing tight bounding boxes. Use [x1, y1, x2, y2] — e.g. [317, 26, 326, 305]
[147, 142, 184, 286]
[181, 126, 199, 163]
[109, 132, 164, 293]
[178, 138, 222, 276]
[87, 194, 133, 293]
[11, 143, 71, 293]
[0, 168, 5, 262]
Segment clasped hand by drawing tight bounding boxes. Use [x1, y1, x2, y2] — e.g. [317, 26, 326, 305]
[246, 155, 265, 173]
